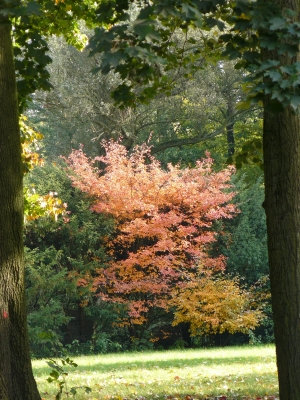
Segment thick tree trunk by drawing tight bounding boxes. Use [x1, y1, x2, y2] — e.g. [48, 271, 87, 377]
[263, 104, 300, 399]
[0, 21, 40, 400]
[262, 2, 300, 398]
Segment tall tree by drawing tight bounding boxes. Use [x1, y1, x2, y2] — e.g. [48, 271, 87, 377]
[261, 1, 300, 397]
[0, 1, 97, 398]
[0, 17, 39, 400]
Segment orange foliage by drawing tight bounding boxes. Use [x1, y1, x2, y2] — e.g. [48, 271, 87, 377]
[67, 141, 261, 332]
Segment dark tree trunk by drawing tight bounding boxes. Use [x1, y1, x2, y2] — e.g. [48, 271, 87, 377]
[226, 101, 235, 158]
[262, 2, 300, 398]
[0, 21, 40, 400]
[180, 323, 192, 347]
[264, 103, 300, 400]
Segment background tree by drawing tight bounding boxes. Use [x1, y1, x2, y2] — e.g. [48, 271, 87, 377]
[29, 34, 259, 161]
[213, 169, 272, 345]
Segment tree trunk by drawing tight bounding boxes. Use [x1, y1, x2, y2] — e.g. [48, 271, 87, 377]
[263, 104, 300, 399]
[262, 2, 300, 398]
[226, 100, 235, 158]
[0, 21, 40, 400]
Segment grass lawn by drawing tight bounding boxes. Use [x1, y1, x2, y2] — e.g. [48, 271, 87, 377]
[33, 345, 278, 400]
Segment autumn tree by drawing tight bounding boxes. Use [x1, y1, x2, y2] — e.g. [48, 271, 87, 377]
[171, 277, 261, 336]
[67, 141, 261, 337]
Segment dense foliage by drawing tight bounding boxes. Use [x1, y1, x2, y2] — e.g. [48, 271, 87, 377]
[24, 163, 116, 356]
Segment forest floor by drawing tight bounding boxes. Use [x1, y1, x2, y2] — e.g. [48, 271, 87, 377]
[33, 345, 278, 400]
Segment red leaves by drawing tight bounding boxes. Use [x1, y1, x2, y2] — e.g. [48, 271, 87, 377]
[68, 141, 238, 325]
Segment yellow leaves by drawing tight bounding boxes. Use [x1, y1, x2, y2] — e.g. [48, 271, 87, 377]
[20, 115, 44, 174]
[171, 277, 263, 336]
[236, 100, 252, 111]
[24, 189, 67, 224]
[65, 30, 88, 51]
[21, 115, 68, 223]
[149, 336, 159, 343]
[239, 12, 251, 20]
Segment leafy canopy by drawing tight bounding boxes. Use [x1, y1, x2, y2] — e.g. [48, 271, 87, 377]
[89, 0, 300, 111]
[4, 1, 300, 113]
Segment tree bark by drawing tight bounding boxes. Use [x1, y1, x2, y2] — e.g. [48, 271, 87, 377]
[0, 20, 40, 400]
[226, 100, 235, 158]
[263, 104, 300, 399]
[262, 1, 300, 399]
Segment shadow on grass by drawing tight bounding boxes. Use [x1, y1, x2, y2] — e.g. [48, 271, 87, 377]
[33, 346, 276, 376]
[81, 356, 273, 370]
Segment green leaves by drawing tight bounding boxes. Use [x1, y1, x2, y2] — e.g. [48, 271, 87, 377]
[86, 0, 300, 113]
[181, 2, 203, 23]
[289, 95, 300, 110]
[95, 0, 130, 24]
[4, 0, 300, 114]
[46, 357, 90, 399]
[269, 16, 287, 31]
[13, 25, 52, 112]
[132, 19, 161, 41]
[0, 1, 42, 18]
[228, 138, 263, 170]
[245, 57, 300, 111]
[4, 0, 97, 112]
[111, 84, 136, 108]
[228, 2, 300, 112]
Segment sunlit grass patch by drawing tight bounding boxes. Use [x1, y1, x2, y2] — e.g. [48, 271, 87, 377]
[33, 345, 278, 400]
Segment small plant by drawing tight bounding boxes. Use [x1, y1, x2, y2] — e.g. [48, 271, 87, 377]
[46, 357, 91, 399]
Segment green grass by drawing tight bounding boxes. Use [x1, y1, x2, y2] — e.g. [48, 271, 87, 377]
[33, 345, 278, 400]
